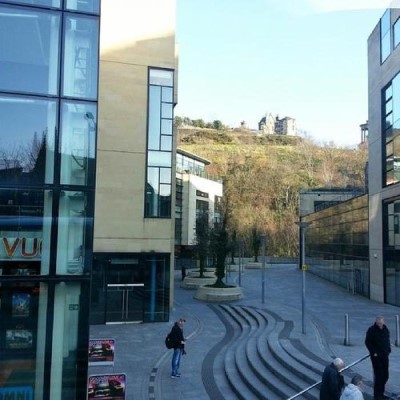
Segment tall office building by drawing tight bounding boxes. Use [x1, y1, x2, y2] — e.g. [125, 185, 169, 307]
[368, 8, 400, 304]
[0, 0, 177, 398]
[90, 0, 177, 325]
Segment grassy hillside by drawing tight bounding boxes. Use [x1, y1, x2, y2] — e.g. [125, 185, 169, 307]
[177, 127, 367, 257]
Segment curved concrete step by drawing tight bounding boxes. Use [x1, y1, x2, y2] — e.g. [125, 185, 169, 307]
[220, 305, 260, 400]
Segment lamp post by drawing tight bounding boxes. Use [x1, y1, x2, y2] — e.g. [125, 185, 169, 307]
[260, 235, 267, 304]
[238, 240, 243, 287]
[296, 221, 310, 334]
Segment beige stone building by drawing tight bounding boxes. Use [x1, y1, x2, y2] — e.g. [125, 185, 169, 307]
[90, 0, 178, 324]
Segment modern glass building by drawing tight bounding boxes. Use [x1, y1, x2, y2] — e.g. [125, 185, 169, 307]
[368, 8, 400, 304]
[0, 0, 100, 398]
[302, 195, 370, 297]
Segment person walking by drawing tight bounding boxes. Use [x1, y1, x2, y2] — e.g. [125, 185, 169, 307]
[170, 318, 186, 378]
[340, 374, 364, 400]
[320, 357, 345, 400]
[365, 316, 391, 400]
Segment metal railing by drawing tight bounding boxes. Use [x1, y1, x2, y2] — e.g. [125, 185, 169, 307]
[286, 354, 370, 400]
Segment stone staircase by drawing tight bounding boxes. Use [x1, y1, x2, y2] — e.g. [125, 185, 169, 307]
[205, 304, 374, 400]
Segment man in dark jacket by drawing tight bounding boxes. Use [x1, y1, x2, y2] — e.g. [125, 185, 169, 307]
[170, 318, 186, 378]
[320, 358, 345, 400]
[365, 316, 391, 399]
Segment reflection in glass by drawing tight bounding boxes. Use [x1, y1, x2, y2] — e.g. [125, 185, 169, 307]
[149, 69, 173, 86]
[395, 19, 400, 48]
[3, 0, 60, 6]
[51, 282, 85, 398]
[66, 0, 100, 13]
[56, 191, 89, 275]
[63, 15, 99, 99]
[302, 195, 369, 297]
[60, 101, 96, 185]
[0, 282, 47, 396]
[0, 95, 57, 185]
[0, 7, 60, 95]
[148, 86, 161, 149]
[162, 87, 173, 102]
[0, 189, 52, 275]
[148, 151, 171, 167]
[381, 9, 391, 63]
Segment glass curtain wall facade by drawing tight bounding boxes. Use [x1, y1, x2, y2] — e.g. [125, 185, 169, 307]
[383, 72, 400, 186]
[0, 1, 99, 399]
[303, 195, 369, 297]
[383, 199, 400, 305]
[145, 68, 174, 218]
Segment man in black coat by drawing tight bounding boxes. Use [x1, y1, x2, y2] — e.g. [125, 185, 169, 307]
[320, 358, 345, 400]
[365, 316, 391, 399]
[170, 318, 186, 378]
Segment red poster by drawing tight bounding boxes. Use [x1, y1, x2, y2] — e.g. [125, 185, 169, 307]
[88, 339, 115, 366]
[88, 374, 126, 400]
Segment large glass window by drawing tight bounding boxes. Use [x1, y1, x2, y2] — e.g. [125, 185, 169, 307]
[56, 191, 91, 275]
[0, 189, 52, 276]
[381, 9, 391, 63]
[394, 18, 400, 48]
[384, 74, 400, 186]
[303, 195, 369, 297]
[50, 282, 89, 399]
[0, 6, 60, 95]
[145, 68, 174, 218]
[62, 14, 99, 100]
[0, 95, 57, 186]
[60, 101, 96, 186]
[65, 0, 100, 14]
[1, 0, 60, 6]
[0, 282, 48, 399]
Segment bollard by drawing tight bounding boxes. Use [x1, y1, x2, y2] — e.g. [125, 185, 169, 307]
[344, 314, 350, 346]
[396, 315, 400, 347]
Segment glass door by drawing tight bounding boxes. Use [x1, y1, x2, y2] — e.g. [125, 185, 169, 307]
[105, 261, 144, 324]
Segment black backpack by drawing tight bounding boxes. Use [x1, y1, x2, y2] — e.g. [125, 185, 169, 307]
[165, 333, 173, 349]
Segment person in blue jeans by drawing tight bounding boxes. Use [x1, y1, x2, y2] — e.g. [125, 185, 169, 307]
[170, 318, 186, 378]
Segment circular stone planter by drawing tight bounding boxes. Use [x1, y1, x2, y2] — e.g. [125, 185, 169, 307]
[226, 264, 240, 272]
[180, 275, 216, 289]
[245, 262, 270, 269]
[187, 269, 216, 278]
[194, 285, 243, 302]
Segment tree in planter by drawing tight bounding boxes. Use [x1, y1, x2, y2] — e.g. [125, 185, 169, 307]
[209, 220, 231, 287]
[195, 211, 211, 278]
[251, 226, 262, 262]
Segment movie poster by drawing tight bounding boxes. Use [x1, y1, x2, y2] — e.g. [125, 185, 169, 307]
[87, 374, 126, 400]
[6, 329, 33, 349]
[88, 339, 115, 366]
[12, 293, 30, 317]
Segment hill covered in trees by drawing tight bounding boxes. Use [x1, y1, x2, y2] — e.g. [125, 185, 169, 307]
[177, 127, 367, 257]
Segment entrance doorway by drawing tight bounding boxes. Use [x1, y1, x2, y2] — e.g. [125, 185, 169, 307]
[105, 259, 145, 324]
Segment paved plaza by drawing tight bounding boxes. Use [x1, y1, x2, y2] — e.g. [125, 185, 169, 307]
[90, 264, 400, 399]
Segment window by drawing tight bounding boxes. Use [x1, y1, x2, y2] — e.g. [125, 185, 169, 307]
[384, 74, 400, 186]
[145, 68, 174, 217]
[0, 6, 60, 95]
[1, 0, 60, 6]
[0, 95, 57, 185]
[62, 14, 99, 100]
[394, 18, 400, 48]
[381, 9, 391, 63]
[0, 189, 52, 275]
[60, 101, 96, 186]
[196, 190, 209, 198]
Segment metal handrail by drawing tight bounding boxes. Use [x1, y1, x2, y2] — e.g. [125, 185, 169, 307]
[286, 354, 370, 400]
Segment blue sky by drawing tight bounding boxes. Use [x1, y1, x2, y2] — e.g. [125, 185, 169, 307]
[175, 0, 391, 146]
